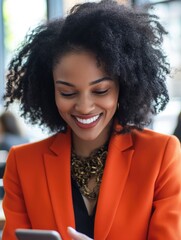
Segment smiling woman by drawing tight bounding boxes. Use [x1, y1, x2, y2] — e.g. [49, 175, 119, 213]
[2, 0, 181, 240]
[53, 52, 119, 152]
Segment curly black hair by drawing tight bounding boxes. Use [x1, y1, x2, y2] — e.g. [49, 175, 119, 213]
[4, 0, 170, 133]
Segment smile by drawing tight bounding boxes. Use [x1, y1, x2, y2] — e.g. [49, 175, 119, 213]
[75, 115, 100, 124]
[72, 114, 102, 129]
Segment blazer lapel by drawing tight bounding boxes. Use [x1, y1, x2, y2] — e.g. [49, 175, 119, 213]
[44, 130, 75, 239]
[94, 131, 134, 240]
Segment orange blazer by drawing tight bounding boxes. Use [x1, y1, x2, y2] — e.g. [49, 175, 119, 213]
[2, 128, 181, 240]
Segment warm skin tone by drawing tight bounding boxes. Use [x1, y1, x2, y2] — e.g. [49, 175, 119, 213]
[53, 51, 119, 239]
[67, 227, 93, 240]
[53, 51, 119, 156]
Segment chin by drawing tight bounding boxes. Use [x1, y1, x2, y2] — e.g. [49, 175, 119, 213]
[75, 131, 101, 142]
[78, 135, 99, 142]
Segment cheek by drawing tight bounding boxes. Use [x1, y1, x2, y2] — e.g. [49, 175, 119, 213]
[55, 94, 72, 114]
[101, 95, 118, 112]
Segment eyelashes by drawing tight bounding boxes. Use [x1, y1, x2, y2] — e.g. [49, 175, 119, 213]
[60, 92, 76, 97]
[93, 89, 109, 95]
[59, 89, 110, 97]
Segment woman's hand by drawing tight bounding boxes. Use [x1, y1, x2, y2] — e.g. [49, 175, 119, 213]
[67, 227, 93, 240]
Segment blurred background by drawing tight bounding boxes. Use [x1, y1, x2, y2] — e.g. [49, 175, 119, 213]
[0, 0, 181, 143]
[0, 0, 180, 232]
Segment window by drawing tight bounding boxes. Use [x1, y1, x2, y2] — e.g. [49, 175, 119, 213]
[133, 0, 181, 134]
[0, 0, 48, 141]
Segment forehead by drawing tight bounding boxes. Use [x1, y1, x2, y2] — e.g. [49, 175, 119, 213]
[53, 51, 106, 79]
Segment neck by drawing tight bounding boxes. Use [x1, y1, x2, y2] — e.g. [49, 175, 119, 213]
[72, 124, 112, 157]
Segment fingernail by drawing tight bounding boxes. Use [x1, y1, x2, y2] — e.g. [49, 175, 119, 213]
[67, 226, 77, 233]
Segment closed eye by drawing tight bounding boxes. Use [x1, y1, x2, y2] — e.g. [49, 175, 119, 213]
[93, 89, 109, 95]
[60, 92, 77, 97]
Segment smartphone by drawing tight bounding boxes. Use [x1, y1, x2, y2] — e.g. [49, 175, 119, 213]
[15, 229, 62, 240]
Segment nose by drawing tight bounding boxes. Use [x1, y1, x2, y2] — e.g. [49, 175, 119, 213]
[74, 93, 94, 114]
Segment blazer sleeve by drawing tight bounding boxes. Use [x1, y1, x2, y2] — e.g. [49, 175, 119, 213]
[2, 147, 32, 240]
[148, 136, 181, 239]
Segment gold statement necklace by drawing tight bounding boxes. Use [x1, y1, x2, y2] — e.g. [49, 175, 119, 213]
[71, 144, 108, 200]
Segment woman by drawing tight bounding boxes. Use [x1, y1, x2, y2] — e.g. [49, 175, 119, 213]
[2, 0, 181, 239]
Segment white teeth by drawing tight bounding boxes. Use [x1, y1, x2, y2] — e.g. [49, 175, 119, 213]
[76, 115, 100, 124]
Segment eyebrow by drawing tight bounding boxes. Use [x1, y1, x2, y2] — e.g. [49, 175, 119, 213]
[55, 77, 112, 87]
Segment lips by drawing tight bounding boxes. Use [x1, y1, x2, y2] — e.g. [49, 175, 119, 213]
[72, 114, 102, 129]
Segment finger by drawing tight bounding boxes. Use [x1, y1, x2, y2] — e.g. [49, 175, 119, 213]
[67, 227, 93, 240]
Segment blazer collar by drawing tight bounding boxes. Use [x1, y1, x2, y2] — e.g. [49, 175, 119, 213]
[49, 128, 72, 156]
[45, 126, 134, 240]
[44, 128, 74, 240]
[94, 129, 134, 240]
[49, 124, 133, 155]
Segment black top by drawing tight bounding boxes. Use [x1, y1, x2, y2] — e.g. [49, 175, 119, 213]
[72, 178, 96, 238]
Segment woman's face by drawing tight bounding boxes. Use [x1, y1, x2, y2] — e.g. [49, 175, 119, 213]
[53, 51, 119, 142]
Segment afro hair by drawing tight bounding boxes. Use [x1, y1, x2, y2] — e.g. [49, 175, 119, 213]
[4, 0, 170, 133]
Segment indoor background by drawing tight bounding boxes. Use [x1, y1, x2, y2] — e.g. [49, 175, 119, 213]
[0, 0, 180, 233]
[0, 0, 181, 141]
